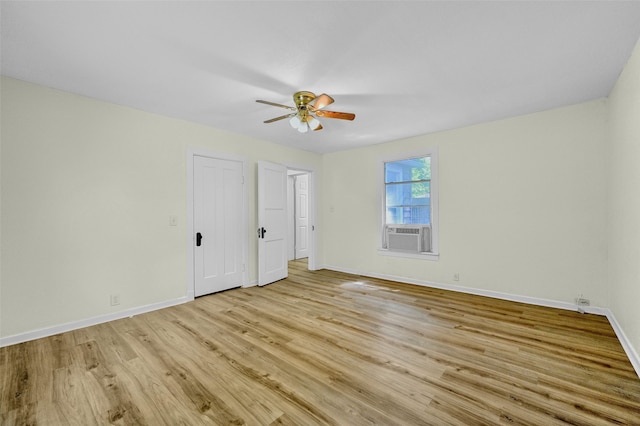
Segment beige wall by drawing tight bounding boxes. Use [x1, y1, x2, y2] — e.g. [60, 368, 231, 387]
[0, 77, 322, 338]
[322, 100, 609, 307]
[607, 38, 640, 359]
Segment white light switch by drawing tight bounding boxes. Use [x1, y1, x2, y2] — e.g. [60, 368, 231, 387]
[169, 215, 178, 226]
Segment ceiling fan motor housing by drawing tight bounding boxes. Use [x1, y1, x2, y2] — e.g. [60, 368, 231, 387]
[293, 91, 316, 108]
[293, 91, 316, 121]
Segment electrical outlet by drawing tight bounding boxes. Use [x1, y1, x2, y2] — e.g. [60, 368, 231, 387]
[453, 273, 460, 282]
[575, 297, 590, 306]
[110, 294, 121, 306]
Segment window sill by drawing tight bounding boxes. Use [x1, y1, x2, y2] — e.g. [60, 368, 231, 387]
[377, 248, 440, 261]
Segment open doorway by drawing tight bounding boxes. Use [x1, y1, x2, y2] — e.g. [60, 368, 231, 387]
[287, 169, 310, 268]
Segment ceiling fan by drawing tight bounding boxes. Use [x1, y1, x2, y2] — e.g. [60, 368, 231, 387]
[256, 91, 355, 133]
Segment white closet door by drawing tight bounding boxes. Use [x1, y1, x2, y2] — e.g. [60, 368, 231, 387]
[194, 155, 243, 296]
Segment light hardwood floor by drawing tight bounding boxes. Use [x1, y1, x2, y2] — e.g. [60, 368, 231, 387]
[2, 260, 639, 425]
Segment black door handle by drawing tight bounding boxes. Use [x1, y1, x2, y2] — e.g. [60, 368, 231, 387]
[196, 232, 203, 246]
[257, 227, 266, 239]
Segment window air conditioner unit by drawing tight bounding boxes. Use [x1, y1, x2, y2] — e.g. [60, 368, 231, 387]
[385, 225, 431, 253]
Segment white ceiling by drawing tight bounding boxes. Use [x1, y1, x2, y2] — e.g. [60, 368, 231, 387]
[2, 1, 640, 154]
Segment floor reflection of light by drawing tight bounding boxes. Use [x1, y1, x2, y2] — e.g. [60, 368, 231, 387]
[341, 281, 391, 292]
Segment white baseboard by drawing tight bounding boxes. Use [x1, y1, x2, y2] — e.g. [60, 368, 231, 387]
[0, 296, 190, 348]
[604, 310, 640, 379]
[322, 264, 639, 378]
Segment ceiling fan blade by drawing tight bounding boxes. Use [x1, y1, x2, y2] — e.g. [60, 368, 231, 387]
[315, 110, 356, 121]
[310, 93, 334, 110]
[256, 100, 296, 110]
[264, 113, 296, 123]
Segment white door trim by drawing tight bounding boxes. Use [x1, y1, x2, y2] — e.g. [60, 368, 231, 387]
[186, 147, 248, 300]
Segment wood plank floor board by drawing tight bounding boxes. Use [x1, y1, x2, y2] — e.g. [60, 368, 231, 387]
[2, 260, 639, 425]
[184, 301, 404, 425]
[119, 324, 260, 426]
[153, 308, 352, 425]
[442, 363, 618, 426]
[194, 292, 444, 424]
[110, 360, 203, 425]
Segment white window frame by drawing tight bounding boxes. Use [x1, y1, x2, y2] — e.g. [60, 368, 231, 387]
[378, 148, 439, 260]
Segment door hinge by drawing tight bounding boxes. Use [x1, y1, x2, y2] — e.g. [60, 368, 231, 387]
[241, 175, 245, 184]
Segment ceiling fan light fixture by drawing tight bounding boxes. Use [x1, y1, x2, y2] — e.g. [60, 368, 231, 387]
[297, 121, 309, 133]
[308, 116, 321, 130]
[289, 115, 301, 129]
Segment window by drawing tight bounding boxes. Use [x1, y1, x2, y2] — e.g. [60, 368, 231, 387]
[380, 151, 438, 259]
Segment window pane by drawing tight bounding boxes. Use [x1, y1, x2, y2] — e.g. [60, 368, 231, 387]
[386, 182, 430, 224]
[386, 206, 430, 225]
[385, 157, 431, 183]
[386, 182, 431, 206]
